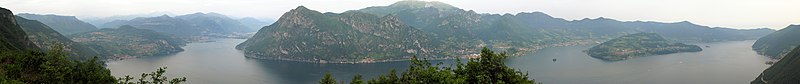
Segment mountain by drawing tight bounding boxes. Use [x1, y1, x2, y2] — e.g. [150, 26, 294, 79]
[238, 17, 271, 31]
[0, 7, 38, 51]
[15, 16, 104, 60]
[356, 0, 771, 55]
[175, 12, 254, 33]
[16, 13, 99, 35]
[359, 0, 489, 55]
[567, 19, 775, 42]
[83, 11, 174, 26]
[100, 13, 254, 38]
[586, 33, 702, 61]
[752, 25, 800, 58]
[99, 15, 201, 36]
[69, 25, 186, 59]
[361, 0, 773, 42]
[236, 0, 774, 63]
[752, 46, 800, 84]
[237, 6, 440, 63]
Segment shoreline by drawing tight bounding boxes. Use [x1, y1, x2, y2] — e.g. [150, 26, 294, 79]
[241, 52, 478, 64]
[238, 39, 603, 64]
[108, 39, 756, 64]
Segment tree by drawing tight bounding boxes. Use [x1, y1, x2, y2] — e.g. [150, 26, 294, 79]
[117, 67, 187, 84]
[0, 44, 187, 84]
[0, 44, 116, 83]
[319, 72, 337, 84]
[327, 47, 539, 84]
[454, 47, 536, 84]
[350, 74, 364, 84]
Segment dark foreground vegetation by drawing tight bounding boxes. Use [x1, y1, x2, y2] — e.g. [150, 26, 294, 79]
[319, 48, 539, 84]
[0, 45, 186, 84]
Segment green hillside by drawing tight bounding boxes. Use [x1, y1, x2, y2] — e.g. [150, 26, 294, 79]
[752, 25, 800, 58]
[586, 33, 702, 61]
[15, 16, 104, 60]
[69, 25, 186, 59]
[237, 6, 441, 63]
[752, 45, 800, 84]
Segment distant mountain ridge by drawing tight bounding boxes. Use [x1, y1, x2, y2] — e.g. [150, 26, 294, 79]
[357, 0, 772, 53]
[83, 12, 175, 26]
[359, 0, 773, 43]
[100, 12, 258, 38]
[239, 0, 775, 63]
[17, 13, 99, 35]
[175, 12, 254, 33]
[237, 17, 272, 31]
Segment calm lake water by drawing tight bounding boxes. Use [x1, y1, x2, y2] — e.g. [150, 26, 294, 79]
[106, 39, 771, 84]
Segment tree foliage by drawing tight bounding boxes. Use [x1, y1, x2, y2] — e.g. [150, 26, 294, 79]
[117, 67, 187, 84]
[0, 44, 115, 83]
[0, 44, 187, 84]
[323, 47, 539, 84]
[350, 74, 364, 84]
[319, 72, 337, 84]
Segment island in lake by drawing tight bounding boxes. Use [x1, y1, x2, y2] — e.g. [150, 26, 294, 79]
[586, 33, 703, 61]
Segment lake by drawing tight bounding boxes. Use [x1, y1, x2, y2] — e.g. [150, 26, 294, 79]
[106, 39, 771, 84]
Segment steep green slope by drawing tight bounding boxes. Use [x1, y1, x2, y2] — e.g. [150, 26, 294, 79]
[69, 25, 186, 59]
[17, 13, 99, 35]
[752, 25, 800, 58]
[237, 6, 439, 63]
[15, 16, 104, 60]
[752, 46, 800, 84]
[0, 7, 38, 51]
[586, 33, 702, 61]
[360, 0, 489, 54]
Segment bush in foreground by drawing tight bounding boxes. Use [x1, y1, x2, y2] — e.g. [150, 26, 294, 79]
[321, 47, 539, 84]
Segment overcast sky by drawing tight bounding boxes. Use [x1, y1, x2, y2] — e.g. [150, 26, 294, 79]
[1, 0, 798, 29]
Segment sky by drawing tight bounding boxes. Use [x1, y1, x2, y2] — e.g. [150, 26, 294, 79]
[1, 0, 798, 29]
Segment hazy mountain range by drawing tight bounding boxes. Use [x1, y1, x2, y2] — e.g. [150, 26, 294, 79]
[237, 0, 776, 63]
[82, 11, 176, 26]
[99, 12, 269, 38]
[17, 13, 99, 35]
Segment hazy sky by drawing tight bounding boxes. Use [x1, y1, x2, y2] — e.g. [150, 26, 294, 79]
[1, 0, 798, 29]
